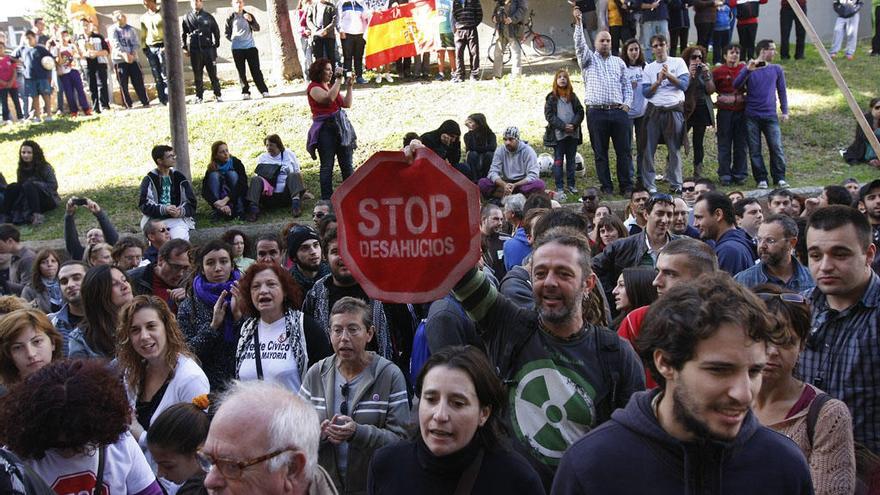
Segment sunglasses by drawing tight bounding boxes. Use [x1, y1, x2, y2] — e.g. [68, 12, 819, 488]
[340, 382, 351, 415]
[313, 212, 326, 219]
[156, 227, 170, 233]
[681, 186, 695, 193]
[690, 54, 703, 60]
[756, 293, 807, 304]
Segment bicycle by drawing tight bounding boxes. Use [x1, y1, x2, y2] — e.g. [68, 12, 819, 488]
[487, 10, 556, 65]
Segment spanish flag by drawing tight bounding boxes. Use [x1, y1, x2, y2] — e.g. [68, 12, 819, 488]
[365, 0, 439, 69]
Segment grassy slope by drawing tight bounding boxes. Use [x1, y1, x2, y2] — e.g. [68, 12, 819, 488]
[1, 42, 877, 241]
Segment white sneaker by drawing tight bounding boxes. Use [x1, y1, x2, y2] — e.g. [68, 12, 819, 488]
[375, 74, 383, 83]
[261, 92, 270, 98]
[242, 94, 251, 100]
[757, 180, 768, 189]
[215, 96, 223, 103]
[43, 115, 53, 122]
[384, 72, 395, 81]
[777, 180, 789, 188]
[193, 97, 203, 104]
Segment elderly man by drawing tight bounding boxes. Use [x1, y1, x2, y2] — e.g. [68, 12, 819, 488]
[573, 17, 634, 196]
[734, 214, 813, 291]
[202, 380, 337, 494]
[63, 197, 119, 261]
[478, 127, 544, 199]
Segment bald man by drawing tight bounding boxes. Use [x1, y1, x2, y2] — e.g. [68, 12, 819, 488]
[573, 19, 634, 197]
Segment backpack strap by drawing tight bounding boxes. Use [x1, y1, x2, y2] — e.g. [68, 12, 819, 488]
[453, 449, 484, 495]
[93, 445, 106, 495]
[806, 393, 833, 448]
[595, 326, 622, 423]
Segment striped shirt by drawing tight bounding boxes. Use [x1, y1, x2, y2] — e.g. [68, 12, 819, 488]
[796, 272, 880, 453]
[573, 22, 632, 107]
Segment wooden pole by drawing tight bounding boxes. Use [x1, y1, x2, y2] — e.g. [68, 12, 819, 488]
[784, 0, 880, 161]
[162, 0, 192, 180]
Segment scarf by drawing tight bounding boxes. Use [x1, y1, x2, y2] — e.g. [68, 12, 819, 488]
[193, 270, 241, 342]
[43, 278, 63, 307]
[218, 158, 233, 173]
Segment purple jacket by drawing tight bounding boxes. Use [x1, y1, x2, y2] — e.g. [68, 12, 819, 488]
[733, 64, 788, 118]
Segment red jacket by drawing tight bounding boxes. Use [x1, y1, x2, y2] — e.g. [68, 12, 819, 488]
[712, 62, 746, 112]
[617, 305, 656, 388]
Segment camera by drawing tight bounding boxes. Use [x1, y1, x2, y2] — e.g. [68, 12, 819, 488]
[72, 197, 88, 206]
[755, 60, 767, 68]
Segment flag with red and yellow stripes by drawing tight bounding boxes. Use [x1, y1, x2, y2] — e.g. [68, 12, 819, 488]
[365, 0, 439, 69]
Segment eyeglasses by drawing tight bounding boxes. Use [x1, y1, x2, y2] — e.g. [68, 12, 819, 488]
[582, 195, 597, 201]
[197, 449, 296, 480]
[756, 293, 807, 304]
[755, 237, 787, 246]
[690, 54, 703, 60]
[681, 186, 695, 193]
[340, 383, 350, 415]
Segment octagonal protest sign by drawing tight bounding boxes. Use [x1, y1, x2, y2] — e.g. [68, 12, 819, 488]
[331, 148, 481, 303]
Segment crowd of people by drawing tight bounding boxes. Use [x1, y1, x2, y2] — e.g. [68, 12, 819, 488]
[2, 1, 880, 494]
[0, 146, 878, 493]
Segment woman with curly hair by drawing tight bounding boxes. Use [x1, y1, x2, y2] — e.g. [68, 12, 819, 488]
[21, 248, 62, 313]
[681, 44, 715, 179]
[0, 308, 62, 387]
[68, 265, 133, 358]
[0, 360, 163, 495]
[117, 295, 209, 453]
[231, 262, 331, 392]
[221, 228, 255, 272]
[179, 240, 242, 391]
[0, 140, 60, 226]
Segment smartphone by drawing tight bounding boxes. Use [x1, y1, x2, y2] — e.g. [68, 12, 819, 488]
[755, 61, 767, 68]
[72, 197, 88, 206]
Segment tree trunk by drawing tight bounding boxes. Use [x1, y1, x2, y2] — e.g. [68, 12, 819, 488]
[163, 0, 191, 180]
[266, 0, 303, 81]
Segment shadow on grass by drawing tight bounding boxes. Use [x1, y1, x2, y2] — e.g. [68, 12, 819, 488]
[0, 118, 84, 144]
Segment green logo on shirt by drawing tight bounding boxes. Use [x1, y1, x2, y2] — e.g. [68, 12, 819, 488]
[509, 359, 597, 466]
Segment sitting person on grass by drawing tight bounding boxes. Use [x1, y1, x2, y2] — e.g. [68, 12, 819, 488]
[139, 145, 197, 241]
[201, 140, 248, 220]
[478, 126, 544, 199]
[0, 140, 60, 226]
[245, 134, 307, 221]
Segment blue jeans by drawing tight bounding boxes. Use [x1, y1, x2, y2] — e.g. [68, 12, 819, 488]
[588, 108, 634, 192]
[640, 20, 670, 62]
[716, 109, 748, 183]
[553, 137, 578, 190]
[317, 121, 354, 199]
[746, 115, 787, 184]
[144, 45, 168, 104]
[206, 170, 243, 215]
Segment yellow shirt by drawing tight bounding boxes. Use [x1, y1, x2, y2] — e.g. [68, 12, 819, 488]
[608, 0, 623, 27]
[140, 9, 165, 47]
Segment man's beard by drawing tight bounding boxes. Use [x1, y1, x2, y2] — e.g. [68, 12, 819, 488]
[538, 294, 576, 325]
[672, 384, 740, 442]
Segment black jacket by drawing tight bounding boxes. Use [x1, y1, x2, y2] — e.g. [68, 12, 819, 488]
[138, 168, 198, 221]
[543, 92, 585, 147]
[224, 10, 260, 41]
[843, 111, 876, 164]
[592, 231, 677, 308]
[200, 157, 249, 206]
[552, 389, 814, 494]
[307, 0, 337, 38]
[182, 8, 220, 52]
[127, 263, 157, 297]
[420, 130, 462, 165]
[452, 0, 483, 29]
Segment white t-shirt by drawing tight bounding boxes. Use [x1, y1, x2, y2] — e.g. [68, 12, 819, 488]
[238, 317, 304, 392]
[26, 433, 161, 495]
[641, 57, 689, 107]
[256, 150, 300, 193]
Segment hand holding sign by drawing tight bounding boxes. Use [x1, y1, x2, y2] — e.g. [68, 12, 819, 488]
[332, 148, 481, 303]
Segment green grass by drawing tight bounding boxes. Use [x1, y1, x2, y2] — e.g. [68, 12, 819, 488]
[2, 40, 878, 241]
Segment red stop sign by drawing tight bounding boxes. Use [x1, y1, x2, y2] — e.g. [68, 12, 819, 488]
[52, 471, 108, 495]
[332, 148, 481, 303]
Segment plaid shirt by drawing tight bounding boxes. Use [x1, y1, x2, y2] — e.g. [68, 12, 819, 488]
[733, 256, 815, 292]
[797, 272, 880, 453]
[573, 22, 632, 108]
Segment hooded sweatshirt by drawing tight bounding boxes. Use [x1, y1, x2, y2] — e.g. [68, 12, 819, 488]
[487, 140, 539, 184]
[420, 120, 462, 165]
[551, 389, 814, 495]
[714, 227, 756, 276]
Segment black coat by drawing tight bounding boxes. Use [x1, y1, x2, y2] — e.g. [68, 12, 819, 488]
[543, 92, 585, 147]
[843, 112, 877, 164]
[420, 130, 462, 165]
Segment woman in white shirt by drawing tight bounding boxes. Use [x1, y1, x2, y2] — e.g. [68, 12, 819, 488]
[231, 262, 332, 392]
[0, 359, 164, 495]
[116, 295, 209, 451]
[244, 134, 309, 221]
